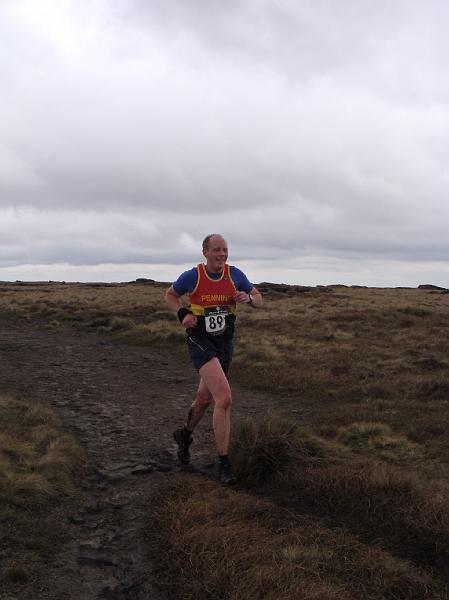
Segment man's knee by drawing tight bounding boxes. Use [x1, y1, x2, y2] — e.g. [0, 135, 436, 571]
[195, 391, 212, 408]
[215, 389, 232, 410]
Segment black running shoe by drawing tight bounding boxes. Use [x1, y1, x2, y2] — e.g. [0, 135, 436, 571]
[173, 428, 193, 465]
[218, 461, 237, 485]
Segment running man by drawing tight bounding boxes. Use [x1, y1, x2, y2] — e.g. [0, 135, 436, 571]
[166, 233, 262, 484]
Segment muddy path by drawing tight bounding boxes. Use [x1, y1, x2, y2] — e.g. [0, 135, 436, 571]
[0, 317, 277, 599]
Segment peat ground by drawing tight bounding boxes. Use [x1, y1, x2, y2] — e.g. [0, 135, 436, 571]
[0, 315, 273, 599]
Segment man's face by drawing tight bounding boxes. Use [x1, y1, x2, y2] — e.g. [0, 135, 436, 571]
[203, 236, 228, 272]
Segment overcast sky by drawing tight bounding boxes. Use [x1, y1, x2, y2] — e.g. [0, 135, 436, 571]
[1, 0, 449, 287]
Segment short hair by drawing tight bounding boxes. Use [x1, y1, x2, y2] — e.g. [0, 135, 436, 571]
[202, 233, 224, 251]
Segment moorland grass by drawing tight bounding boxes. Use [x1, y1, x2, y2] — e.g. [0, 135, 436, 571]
[231, 415, 449, 579]
[0, 395, 83, 592]
[149, 474, 443, 600]
[2, 284, 448, 462]
[2, 281, 449, 597]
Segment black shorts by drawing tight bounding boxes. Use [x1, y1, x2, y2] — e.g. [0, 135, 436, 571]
[186, 333, 234, 374]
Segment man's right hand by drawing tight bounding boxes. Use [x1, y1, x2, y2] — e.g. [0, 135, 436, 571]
[182, 314, 198, 328]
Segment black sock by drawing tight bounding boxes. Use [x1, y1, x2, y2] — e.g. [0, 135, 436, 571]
[218, 454, 229, 464]
[183, 426, 192, 436]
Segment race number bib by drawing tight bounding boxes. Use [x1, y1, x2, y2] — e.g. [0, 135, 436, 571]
[204, 306, 229, 334]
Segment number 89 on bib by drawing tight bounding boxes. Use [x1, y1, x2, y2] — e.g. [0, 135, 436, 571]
[204, 306, 228, 334]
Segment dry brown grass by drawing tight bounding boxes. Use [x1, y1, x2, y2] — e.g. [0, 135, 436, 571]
[335, 421, 424, 464]
[0, 281, 185, 347]
[3, 281, 449, 597]
[149, 475, 443, 600]
[0, 395, 84, 591]
[0, 395, 83, 506]
[231, 415, 449, 579]
[231, 286, 449, 465]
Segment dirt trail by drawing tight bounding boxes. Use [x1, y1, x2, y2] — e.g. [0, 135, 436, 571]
[0, 317, 272, 599]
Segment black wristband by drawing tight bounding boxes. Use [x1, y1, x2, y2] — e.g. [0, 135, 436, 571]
[177, 307, 193, 323]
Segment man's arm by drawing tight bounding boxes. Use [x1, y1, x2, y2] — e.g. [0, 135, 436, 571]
[233, 286, 263, 308]
[165, 285, 183, 312]
[248, 286, 263, 308]
[165, 286, 198, 328]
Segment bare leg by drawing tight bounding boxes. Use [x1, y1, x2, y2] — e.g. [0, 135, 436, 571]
[186, 379, 212, 431]
[198, 358, 232, 456]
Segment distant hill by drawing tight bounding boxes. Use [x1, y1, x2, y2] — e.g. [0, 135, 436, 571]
[418, 284, 447, 291]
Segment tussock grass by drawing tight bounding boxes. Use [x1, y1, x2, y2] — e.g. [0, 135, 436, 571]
[4, 290, 449, 459]
[231, 412, 341, 484]
[0, 395, 83, 591]
[0, 281, 187, 345]
[1, 285, 192, 364]
[149, 475, 443, 600]
[229, 287, 449, 467]
[336, 421, 423, 464]
[4, 282, 449, 594]
[231, 415, 449, 578]
[0, 395, 83, 508]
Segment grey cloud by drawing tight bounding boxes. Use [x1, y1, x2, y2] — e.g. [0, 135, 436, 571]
[2, 197, 449, 274]
[123, 0, 449, 100]
[1, 1, 449, 285]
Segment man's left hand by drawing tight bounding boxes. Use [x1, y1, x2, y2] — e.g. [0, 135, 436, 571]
[234, 291, 251, 304]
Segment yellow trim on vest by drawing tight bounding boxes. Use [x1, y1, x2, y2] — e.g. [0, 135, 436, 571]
[201, 263, 225, 282]
[191, 263, 228, 295]
[228, 268, 237, 289]
[188, 263, 237, 317]
[190, 265, 201, 295]
[190, 303, 236, 317]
